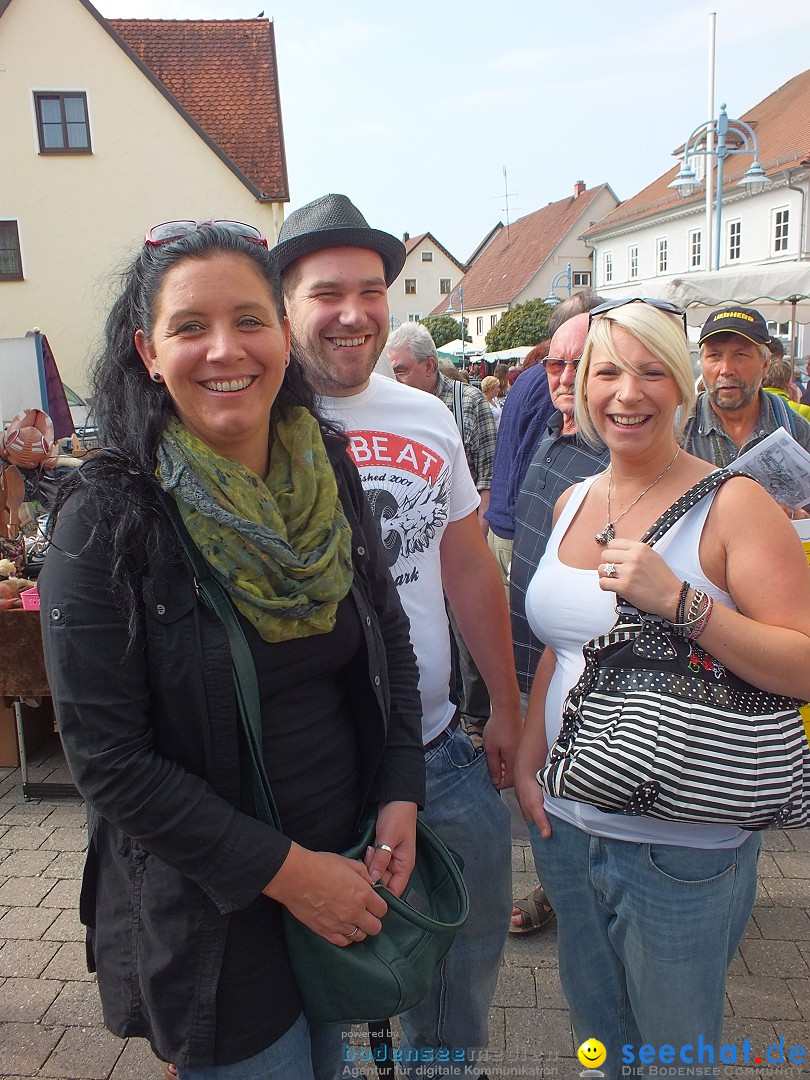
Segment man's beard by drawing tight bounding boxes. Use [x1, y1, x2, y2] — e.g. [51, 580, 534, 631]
[290, 330, 378, 397]
[706, 380, 759, 412]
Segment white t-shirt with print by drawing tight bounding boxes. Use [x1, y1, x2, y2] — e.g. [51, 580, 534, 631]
[321, 374, 480, 744]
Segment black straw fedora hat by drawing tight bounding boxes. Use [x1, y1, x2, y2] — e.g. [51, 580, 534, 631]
[271, 194, 406, 286]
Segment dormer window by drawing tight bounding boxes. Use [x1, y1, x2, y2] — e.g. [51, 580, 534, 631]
[35, 93, 92, 153]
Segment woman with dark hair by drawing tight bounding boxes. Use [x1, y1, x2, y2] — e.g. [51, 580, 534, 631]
[38, 222, 425, 1080]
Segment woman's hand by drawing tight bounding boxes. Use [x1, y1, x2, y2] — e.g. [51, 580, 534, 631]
[262, 844, 388, 946]
[597, 538, 682, 619]
[513, 746, 552, 839]
[364, 800, 418, 897]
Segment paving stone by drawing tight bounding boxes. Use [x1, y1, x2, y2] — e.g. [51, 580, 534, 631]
[787, 830, 810, 853]
[728, 950, 748, 976]
[0, 1020, 64, 1075]
[510, 845, 529, 873]
[493, 965, 536, 1008]
[39, 878, 79, 909]
[720, 1016, 778, 1058]
[504, 925, 559, 968]
[0, 849, 58, 877]
[753, 879, 774, 908]
[0, 977, 61, 1022]
[533, 966, 568, 1010]
[771, 852, 810, 878]
[761, 831, 795, 852]
[726, 974, 801, 1020]
[786, 976, 810, 1019]
[109, 1036, 166, 1080]
[41, 803, 86, 828]
[43, 980, 104, 1026]
[0, 803, 58, 827]
[0, 906, 58, 940]
[740, 939, 809, 977]
[40, 827, 87, 852]
[43, 1023, 124, 1079]
[41, 909, 84, 942]
[0, 876, 55, 907]
[41, 941, 95, 982]
[0, 824, 54, 850]
[761, 879, 810, 907]
[486, 1005, 505, 1053]
[504, 1005, 574, 1061]
[41, 850, 84, 879]
[756, 852, 783, 878]
[753, 906, 810, 940]
[0, 939, 60, 977]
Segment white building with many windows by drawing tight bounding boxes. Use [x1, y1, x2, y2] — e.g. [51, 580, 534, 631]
[584, 69, 810, 359]
[387, 232, 466, 330]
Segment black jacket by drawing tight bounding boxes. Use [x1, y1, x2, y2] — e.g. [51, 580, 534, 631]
[38, 441, 425, 1065]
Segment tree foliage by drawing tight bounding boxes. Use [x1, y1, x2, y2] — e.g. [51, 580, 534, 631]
[419, 314, 471, 348]
[484, 299, 551, 351]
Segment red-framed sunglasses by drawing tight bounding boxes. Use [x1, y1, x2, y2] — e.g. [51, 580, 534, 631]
[144, 220, 268, 248]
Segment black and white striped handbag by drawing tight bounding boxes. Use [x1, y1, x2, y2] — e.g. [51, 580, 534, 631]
[541, 471, 810, 830]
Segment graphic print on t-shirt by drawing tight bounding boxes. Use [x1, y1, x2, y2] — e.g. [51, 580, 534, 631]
[345, 429, 450, 588]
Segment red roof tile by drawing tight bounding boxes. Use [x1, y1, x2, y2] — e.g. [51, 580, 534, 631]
[109, 18, 288, 201]
[586, 68, 810, 237]
[432, 186, 609, 312]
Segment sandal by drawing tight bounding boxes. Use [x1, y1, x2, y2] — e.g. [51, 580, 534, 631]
[509, 885, 555, 934]
[165, 1065, 178, 1080]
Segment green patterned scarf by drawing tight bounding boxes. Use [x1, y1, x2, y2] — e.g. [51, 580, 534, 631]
[156, 411, 353, 642]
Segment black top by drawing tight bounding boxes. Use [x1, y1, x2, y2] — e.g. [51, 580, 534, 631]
[215, 596, 363, 1063]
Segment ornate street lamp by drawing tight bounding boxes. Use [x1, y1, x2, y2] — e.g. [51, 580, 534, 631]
[545, 263, 573, 308]
[668, 104, 769, 271]
[445, 285, 466, 367]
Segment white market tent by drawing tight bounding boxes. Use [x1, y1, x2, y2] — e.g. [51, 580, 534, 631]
[661, 262, 810, 329]
[481, 345, 536, 365]
[437, 339, 481, 357]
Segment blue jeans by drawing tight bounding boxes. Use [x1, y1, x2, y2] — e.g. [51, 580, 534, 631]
[398, 727, 512, 1077]
[177, 1013, 346, 1080]
[529, 816, 760, 1080]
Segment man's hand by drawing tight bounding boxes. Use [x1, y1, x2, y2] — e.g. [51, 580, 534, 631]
[482, 705, 522, 789]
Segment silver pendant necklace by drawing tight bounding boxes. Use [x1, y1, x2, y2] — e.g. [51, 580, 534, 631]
[595, 448, 681, 545]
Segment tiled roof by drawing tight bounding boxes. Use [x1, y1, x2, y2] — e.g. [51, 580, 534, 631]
[431, 186, 609, 312]
[109, 17, 288, 201]
[586, 67, 810, 238]
[403, 231, 466, 270]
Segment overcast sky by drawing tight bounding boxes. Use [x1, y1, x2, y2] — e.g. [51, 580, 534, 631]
[95, 0, 810, 262]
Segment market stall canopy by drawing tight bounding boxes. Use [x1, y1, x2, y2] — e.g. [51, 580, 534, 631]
[661, 262, 810, 327]
[437, 339, 481, 357]
[482, 346, 536, 364]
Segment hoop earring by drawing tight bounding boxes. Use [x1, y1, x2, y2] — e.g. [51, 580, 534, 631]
[151, 372, 163, 383]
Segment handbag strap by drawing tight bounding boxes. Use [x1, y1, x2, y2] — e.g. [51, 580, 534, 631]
[159, 492, 282, 831]
[638, 467, 740, 548]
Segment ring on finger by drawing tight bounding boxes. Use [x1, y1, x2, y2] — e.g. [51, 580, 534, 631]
[603, 562, 617, 578]
[347, 926, 360, 939]
[375, 843, 393, 854]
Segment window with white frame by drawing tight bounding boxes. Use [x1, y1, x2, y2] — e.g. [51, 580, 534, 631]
[572, 270, 591, 287]
[0, 221, 23, 281]
[773, 208, 789, 253]
[439, 278, 451, 294]
[728, 221, 741, 262]
[491, 314, 498, 328]
[689, 230, 702, 269]
[407, 313, 422, 322]
[421, 251, 433, 262]
[476, 316, 484, 335]
[628, 245, 638, 280]
[656, 237, 668, 274]
[404, 279, 417, 294]
[604, 252, 613, 284]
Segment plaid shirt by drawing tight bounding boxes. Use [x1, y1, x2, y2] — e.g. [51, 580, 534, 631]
[434, 372, 497, 490]
[510, 412, 609, 695]
[681, 389, 810, 467]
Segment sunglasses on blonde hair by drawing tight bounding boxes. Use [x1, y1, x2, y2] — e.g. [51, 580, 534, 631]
[588, 297, 687, 335]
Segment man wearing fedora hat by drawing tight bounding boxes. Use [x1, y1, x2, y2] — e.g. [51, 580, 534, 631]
[274, 194, 519, 1075]
[682, 304, 810, 517]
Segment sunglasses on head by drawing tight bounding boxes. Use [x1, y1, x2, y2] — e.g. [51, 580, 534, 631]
[588, 297, 687, 335]
[144, 220, 268, 248]
[542, 356, 581, 375]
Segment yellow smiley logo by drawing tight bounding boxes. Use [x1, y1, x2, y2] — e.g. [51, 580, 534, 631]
[577, 1039, 607, 1069]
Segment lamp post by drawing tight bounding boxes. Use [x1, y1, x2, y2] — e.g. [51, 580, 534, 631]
[668, 104, 769, 272]
[545, 263, 573, 308]
[446, 285, 466, 367]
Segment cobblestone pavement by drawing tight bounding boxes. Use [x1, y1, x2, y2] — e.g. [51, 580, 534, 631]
[1, 738, 808, 1079]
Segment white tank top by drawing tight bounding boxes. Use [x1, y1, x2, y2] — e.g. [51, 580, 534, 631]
[526, 472, 745, 848]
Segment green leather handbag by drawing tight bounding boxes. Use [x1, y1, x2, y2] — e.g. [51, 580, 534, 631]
[163, 495, 469, 1023]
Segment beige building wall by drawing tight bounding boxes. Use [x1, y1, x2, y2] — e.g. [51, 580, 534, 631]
[0, 0, 285, 392]
[388, 238, 463, 329]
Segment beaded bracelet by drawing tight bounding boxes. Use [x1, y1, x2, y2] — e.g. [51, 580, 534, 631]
[675, 581, 690, 626]
[670, 588, 709, 638]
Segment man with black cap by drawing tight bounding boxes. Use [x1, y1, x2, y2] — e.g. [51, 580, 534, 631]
[272, 195, 518, 1076]
[682, 305, 810, 509]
